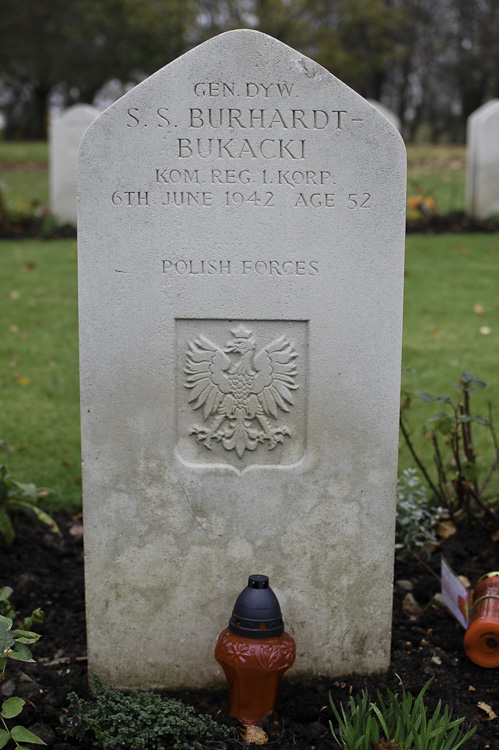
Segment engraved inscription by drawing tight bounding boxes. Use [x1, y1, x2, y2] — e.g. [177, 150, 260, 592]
[193, 82, 295, 98]
[163, 259, 319, 276]
[177, 138, 306, 160]
[184, 325, 298, 458]
[119, 77, 375, 214]
[188, 108, 345, 129]
[109, 165, 370, 211]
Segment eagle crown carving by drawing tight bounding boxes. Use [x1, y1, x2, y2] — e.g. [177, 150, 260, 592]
[184, 326, 299, 458]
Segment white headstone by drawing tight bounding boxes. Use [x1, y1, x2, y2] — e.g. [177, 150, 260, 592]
[50, 104, 100, 225]
[78, 30, 406, 689]
[367, 100, 401, 132]
[466, 99, 499, 219]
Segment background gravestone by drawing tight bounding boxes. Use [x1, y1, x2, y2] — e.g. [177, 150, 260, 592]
[78, 30, 406, 689]
[50, 104, 100, 226]
[367, 100, 401, 132]
[466, 99, 499, 220]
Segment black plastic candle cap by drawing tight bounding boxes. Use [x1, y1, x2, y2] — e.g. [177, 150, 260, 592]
[228, 574, 284, 639]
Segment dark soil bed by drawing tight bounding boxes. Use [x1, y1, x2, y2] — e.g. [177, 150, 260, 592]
[1, 212, 498, 240]
[405, 212, 499, 234]
[1, 514, 498, 749]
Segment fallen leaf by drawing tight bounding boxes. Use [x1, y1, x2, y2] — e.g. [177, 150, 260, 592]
[9, 291, 20, 299]
[407, 196, 422, 209]
[468, 685, 476, 692]
[14, 375, 31, 386]
[478, 701, 497, 721]
[407, 195, 435, 215]
[68, 523, 84, 540]
[480, 326, 492, 335]
[9, 325, 19, 334]
[239, 726, 268, 745]
[474, 304, 485, 315]
[491, 530, 499, 542]
[437, 521, 457, 539]
[432, 327, 441, 335]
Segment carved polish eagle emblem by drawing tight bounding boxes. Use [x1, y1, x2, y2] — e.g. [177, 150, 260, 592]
[184, 325, 299, 458]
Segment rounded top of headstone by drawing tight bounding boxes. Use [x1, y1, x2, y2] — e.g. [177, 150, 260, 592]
[228, 574, 284, 639]
[56, 103, 101, 123]
[80, 27, 405, 162]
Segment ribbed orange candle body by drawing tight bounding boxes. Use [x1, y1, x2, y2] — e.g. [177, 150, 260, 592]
[464, 573, 499, 668]
[215, 628, 296, 726]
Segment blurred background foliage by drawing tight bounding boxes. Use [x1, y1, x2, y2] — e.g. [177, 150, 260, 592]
[1, 0, 499, 142]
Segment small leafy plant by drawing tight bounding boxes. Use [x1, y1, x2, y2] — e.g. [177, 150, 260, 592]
[396, 469, 445, 561]
[0, 186, 59, 239]
[329, 678, 476, 750]
[0, 588, 45, 748]
[65, 674, 234, 750]
[407, 192, 436, 222]
[400, 372, 499, 529]
[0, 588, 44, 632]
[0, 441, 60, 545]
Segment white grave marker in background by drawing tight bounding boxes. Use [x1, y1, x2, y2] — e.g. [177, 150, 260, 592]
[466, 99, 499, 220]
[78, 30, 406, 689]
[50, 104, 100, 226]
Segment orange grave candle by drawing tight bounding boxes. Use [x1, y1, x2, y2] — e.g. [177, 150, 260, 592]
[215, 574, 296, 728]
[464, 572, 499, 668]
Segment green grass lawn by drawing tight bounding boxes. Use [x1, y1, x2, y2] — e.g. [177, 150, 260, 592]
[0, 141, 49, 164]
[1, 231, 497, 512]
[0, 141, 497, 513]
[0, 141, 50, 209]
[400, 233, 499, 494]
[0, 239, 81, 510]
[406, 144, 466, 215]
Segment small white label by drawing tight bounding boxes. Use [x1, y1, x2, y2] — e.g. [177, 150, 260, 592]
[441, 556, 469, 629]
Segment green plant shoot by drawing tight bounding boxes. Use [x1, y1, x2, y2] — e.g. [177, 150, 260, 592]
[400, 372, 499, 528]
[0, 591, 45, 748]
[330, 678, 476, 750]
[0, 441, 60, 545]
